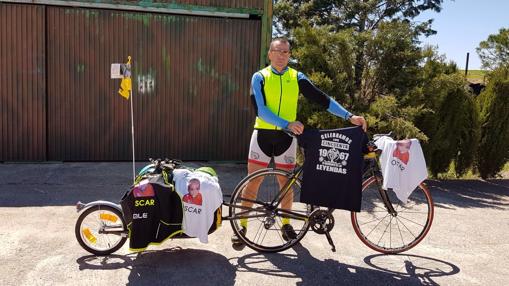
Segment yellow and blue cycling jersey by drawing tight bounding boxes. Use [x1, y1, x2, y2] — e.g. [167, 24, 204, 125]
[250, 65, 352, 130]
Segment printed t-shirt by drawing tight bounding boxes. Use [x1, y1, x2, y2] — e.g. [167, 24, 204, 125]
[375, 136, 428, 203]
[298, 126, 367, 212]
[173, 169, 223, 243]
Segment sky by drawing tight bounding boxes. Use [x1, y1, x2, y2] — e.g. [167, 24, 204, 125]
[415, 0, 509, 70]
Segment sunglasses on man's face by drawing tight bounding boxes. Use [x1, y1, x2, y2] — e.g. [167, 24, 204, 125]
[270, 49, 291, 55]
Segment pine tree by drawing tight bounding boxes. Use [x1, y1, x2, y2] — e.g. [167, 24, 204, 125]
[476, 68, 509, 178]
[417, 74, 480, 177]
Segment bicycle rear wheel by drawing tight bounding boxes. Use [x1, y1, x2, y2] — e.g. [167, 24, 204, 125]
[75, 205, 127, 256]
[229, 168, 312, 253]
[351, 176, 434, 254]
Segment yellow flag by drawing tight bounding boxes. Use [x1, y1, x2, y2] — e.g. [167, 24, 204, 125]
[118, 56, 132, 100]
[119, 77, 131, 99]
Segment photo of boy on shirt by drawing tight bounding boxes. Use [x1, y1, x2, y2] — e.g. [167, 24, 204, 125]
[133, 183, 155, 198]
[393, 140, 412, 165]
[183, 178, 203, 206]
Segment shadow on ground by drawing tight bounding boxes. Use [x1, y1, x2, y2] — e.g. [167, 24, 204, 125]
[427, 179, 509, 210]
[0, 162, 244, 207]
[1, 162, 507, 210]
[233, 244, 460, 286]
[76, 247, 236, 286]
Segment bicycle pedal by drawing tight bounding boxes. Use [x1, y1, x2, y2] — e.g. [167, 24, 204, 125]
[232, 242, 246, 251]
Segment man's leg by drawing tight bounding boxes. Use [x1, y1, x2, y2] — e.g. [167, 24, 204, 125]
[239, 130, 270, 228]
[274, 136, 298, 226]
[276, 165, 295, 211]
[240, 161, 267, 208]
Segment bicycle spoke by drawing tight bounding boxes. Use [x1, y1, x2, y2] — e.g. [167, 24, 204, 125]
[365, 213, 390, 238]
[377, 215, 393, 245]
[253, 221, 265, 245]
[397, 210, 429, 214]
[359, 216, 387, 226]
[396, 217, 407, 247]
[274, 218, 286, 243]
[397, 214, 425, 227]
[395, 216, 417, 238]
[366, 209, 392, 213]
[259, 226, 269, 246]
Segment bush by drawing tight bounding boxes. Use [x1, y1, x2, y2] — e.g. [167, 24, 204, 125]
[476, 68, 509, 178]
[366, 95, 429, 141]
[417, 74, 480, 177]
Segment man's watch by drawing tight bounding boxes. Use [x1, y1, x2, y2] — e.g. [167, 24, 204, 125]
[346, 113, 354, 121]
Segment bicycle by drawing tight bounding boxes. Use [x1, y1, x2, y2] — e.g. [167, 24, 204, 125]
[75, 133, 434, 256]
[226, 133, 434, 254]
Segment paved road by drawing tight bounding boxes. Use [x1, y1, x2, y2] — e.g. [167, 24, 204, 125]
[0, 162, 508, 285]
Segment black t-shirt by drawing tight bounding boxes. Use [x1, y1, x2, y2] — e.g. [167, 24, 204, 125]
[298, 126, 368, 212]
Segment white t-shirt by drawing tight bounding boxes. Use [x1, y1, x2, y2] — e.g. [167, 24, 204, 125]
[172, 169, 223, 243]
[375, 136, 428, 203]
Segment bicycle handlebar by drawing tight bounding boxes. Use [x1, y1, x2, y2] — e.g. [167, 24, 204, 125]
[373, 131, 392, 140]
[283, 128, 389, 151]
[148, 158, 182, 172]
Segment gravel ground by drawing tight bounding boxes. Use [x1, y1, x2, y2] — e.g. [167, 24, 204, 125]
[0, 162, 508, 286]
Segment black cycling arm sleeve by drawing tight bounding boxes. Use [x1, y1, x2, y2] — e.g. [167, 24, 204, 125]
[298, 78, 330, 109]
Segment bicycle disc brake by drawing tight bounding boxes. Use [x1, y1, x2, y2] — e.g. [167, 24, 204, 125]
[309, 209, 336, 252]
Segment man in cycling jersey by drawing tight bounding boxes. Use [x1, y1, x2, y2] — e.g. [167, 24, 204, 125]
[232, 37, 366, 249]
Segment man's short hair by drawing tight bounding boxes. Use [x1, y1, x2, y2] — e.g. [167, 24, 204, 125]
[270, 37, 291, 50]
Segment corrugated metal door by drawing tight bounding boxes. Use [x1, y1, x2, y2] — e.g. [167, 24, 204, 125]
[47, 7, 260, 161]
[0, 3, 46, 161]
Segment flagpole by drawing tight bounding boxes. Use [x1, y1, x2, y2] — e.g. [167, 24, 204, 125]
[130, 88, 136, 183]
[112, 56, 135, 183]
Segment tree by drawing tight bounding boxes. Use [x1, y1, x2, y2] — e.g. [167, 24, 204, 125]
[362, 20, 423, 104]
[417, 73, 480, 177]
[292, 22, 356, 129]
[476, 28, 509, 70]
[274, 0, 442, 35]
[476, 67, 509, 178]
[366, 95, 429, 142]
[274, 0, 444, 103]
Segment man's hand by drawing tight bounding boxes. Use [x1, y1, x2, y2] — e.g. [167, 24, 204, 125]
[287, 121, 304, 135]
[350, 115, 367, 132]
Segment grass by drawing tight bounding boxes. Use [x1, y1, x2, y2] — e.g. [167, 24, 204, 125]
[504, 162, 509, 172]
[434, 161, 509, 180]
[459, 69, 487, 83]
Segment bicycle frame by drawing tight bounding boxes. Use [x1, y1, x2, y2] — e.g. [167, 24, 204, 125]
[223, 158, 395, 225]
[362, 157, 397, 215]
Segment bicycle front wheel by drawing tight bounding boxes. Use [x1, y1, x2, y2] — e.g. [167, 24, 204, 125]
[351, 176, 434, 254]
[229, 168, 312, 253]
[75, 205, 127, 256]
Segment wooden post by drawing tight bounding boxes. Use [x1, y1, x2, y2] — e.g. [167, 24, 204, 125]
[465, 52, 470, 77]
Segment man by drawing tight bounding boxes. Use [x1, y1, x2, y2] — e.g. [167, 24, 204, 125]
[232, 37, 366, 248]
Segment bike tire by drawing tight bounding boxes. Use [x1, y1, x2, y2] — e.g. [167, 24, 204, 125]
[351, 176, 434, 254]
[229, 168, 312, 253]
[75, 205, 128, 256]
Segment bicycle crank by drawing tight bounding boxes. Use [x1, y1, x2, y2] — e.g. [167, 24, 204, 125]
[309, 209, 336, 252]
[310, 209, 335, 234]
